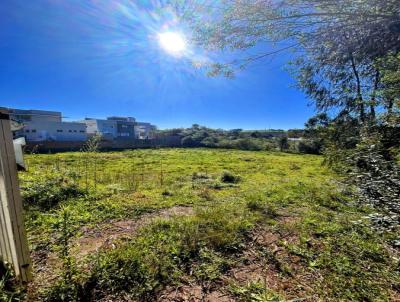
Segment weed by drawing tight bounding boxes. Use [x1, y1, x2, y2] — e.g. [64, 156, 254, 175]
[192, 248, 231, 283]
[22, 174, 85, 210]
[289, 163, 301, 170]
[247, 200, 265, 211]
[229, 281, 283, 302]
[192, 172, 209, 180]
[0, 262, 24, 302]
[198, 187, 212, 200]
[220, 170, 241, 183]
[161, 189, 173, 197]
[246, 199, 278, 219]
[44, 209, 82, 302]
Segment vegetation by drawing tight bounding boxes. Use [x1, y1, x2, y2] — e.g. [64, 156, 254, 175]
[2, 149, 397, 301]
[157, 125, 315, 153]
[0, 262, 24, 302]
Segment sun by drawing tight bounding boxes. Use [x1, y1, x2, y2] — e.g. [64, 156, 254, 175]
[158, 31, 187, 55]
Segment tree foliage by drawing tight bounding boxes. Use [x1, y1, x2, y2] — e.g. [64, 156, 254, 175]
[157, 125, 295, 152]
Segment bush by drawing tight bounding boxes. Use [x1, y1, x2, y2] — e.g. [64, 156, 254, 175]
[220, 171, 241, 183]
[22, 175, 85, 210]
[298, 139, 323, 154]
[278, 137, 289, 152]
[348, 144, 400, 215]
[181, 136, 201, 147]
[233, 138, 265, 151]
[192, 172, 209, 180]
[0, 262, 24, 302]
[246, 199, 264, 211]
[246, 200, 278, 219]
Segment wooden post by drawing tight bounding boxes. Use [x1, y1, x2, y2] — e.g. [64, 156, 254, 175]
[0, 108, 31, 282]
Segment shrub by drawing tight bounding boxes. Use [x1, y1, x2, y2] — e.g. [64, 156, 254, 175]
[161, 189, 173, 196]
[347, 143, 400, 232]
[298, 139, 323, 154]
[246, 199, 264, 211]
[233, 138, 264, 151]
[192, 172, 209, 180]
[43, 209, 82, 302]
[220, 171, 241, 183]
[181, 136, 197, 147]
[0, 262, 24, 302]
[198, 187, 212, 200]
[22, 175, 85, 210]
[278, 136, 289, 152]
[246, 200, 278, 219]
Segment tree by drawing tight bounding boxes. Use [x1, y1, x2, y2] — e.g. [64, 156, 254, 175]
[192, 0, 400, 65]
[190, 0, 400, 122]
[378, 53, 400, 114]
[278, 137, 289, 152]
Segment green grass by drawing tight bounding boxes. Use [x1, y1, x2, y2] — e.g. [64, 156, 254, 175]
[12, 148, 400, 301]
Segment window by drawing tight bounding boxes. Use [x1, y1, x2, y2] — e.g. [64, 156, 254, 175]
[79, 130, 85, 133]
[57, 130, 63, 132]
[69, 130, 72, 133]
[32, 129, 37, 133]
[25, 130, 30, 133]
[15, 115, 31, 122]
[73, 130, 77, 133]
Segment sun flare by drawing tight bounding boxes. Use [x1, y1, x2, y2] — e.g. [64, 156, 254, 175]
[158, 31, 187, 55]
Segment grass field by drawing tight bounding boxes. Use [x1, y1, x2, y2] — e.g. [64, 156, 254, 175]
[4, 149, 400, 301]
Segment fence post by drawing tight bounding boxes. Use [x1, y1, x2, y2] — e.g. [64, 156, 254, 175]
[0, 108, 31, 282]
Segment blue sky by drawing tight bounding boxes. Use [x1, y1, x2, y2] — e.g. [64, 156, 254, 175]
[0, 0, 314, 130]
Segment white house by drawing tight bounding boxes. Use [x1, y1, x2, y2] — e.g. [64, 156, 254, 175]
[9, 108, 87, 142]
[83, 117, 155, 140]
[22, 121, 87, 141]
[82, 118, 118, 140]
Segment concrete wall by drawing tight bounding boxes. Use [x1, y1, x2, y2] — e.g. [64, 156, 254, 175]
[25, 136, 182, 152]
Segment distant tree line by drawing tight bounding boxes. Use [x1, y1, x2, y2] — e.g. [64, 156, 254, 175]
[156, 125, 322, 153]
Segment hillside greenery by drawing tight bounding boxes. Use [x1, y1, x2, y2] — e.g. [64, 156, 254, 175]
[156, 126, 317, 153]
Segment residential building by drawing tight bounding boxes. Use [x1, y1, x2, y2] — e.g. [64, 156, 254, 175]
[135, 122, 156, 139]
[83, 118, 118, 140]
[107, 117, 136, 138]
[9, 108, 87, 142]
[9, 108, 62, 123]
[8, 109, 157, 142]
[83, 117, 155, 140]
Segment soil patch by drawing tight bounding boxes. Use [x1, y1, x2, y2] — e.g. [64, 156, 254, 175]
[76, 206, 194, 258]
